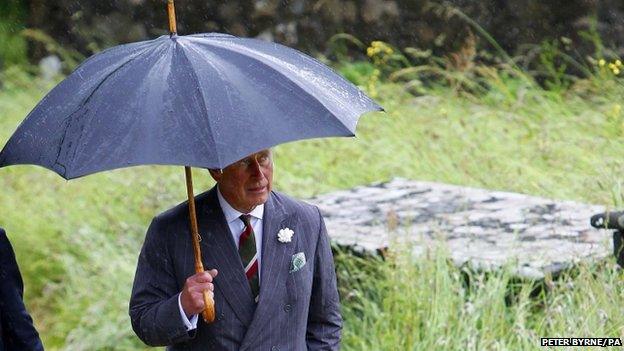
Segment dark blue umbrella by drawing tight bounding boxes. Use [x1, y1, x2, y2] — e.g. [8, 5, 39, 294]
[0, 33, 381, 179]
[0, 0, 382, 323]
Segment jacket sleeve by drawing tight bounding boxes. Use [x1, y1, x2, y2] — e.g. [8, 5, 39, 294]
[128, 219, 195, 346]
[0, 229, 44, 351]
[306, 208, 343, 350]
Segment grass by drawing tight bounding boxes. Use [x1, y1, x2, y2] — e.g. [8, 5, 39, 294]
[280, 64, 624, 205]
[336, 243, 624, 350]
[1, 44, 624, 349]
[0, 1, 28, 66]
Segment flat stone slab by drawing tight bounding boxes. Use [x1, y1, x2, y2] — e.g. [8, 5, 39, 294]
[308, 178, 611, 279]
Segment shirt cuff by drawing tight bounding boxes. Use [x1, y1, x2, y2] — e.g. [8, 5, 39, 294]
[178, 293, 198, 331]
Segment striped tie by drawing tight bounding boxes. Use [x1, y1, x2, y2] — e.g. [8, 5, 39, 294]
[239, 214, 260, 302]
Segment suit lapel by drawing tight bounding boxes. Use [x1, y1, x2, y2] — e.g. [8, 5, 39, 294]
[197, 187, 256, 327]
[242, 192, 293, 345]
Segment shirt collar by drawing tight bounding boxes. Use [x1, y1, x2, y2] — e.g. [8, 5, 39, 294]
[216, 186, 264, 224]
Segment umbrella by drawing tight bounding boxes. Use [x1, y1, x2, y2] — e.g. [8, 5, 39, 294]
[0, 0, 382, 323]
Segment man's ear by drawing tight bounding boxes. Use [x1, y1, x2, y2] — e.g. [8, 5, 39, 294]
[208, 168, 222, 182]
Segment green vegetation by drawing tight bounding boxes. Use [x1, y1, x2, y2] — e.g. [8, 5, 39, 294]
[2, 29, 624, 350]
[0, 1, 28, 66]
[337, 244, 624, 350]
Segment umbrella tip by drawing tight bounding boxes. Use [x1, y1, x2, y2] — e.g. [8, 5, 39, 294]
[167, 0, 178, 35]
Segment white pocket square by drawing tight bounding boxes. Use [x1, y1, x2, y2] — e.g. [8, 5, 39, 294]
[290, 252, 306, 273]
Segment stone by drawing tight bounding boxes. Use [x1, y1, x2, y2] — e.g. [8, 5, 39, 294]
[361, 0, 385, 23]
[254, 0, 279, 18]
[39, 55, 62, 81]
[342, 2, 358, 23]
[255, 29, 274, 42]
[361, 0, 400, 23]
[274, 22, 298, 46]
[289, 0, 306, 15]
[308, 178, 610, 279]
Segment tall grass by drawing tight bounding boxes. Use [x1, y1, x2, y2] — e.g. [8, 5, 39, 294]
[1, 28, 624, 349]
[336, 242, 624, 350]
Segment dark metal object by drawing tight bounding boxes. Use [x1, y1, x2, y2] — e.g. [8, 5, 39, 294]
[614, 230, 624, 267]
[590, 211, 624, 267]
[590, 211, 624, 230]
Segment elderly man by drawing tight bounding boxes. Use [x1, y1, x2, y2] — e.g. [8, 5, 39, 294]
[129, 149, 342, 350]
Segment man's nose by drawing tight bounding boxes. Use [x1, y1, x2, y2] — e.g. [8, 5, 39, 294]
[249, 159, 265, 178]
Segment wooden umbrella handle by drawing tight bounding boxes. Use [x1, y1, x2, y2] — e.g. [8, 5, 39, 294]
[185, 166, 215, 323]
[201, 290, 215, 323]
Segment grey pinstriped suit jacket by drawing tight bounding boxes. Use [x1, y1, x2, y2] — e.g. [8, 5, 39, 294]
[129, 187, 342, 350]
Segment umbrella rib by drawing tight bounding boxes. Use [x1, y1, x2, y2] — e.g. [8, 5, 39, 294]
[190, 38, 356, 135]
[54, 44, 162, 178]
[176, 46, 222, 167]
[72, 37, 159, 72]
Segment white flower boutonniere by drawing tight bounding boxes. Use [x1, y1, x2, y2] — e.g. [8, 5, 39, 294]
[277, 227, 294, 243]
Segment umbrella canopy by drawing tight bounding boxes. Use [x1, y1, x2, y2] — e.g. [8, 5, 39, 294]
[0, 32, 382, 179]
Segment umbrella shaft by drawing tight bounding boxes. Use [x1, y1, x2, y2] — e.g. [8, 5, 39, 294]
[167, 0, 177, 35]
[185, 166, 215, 323]
[184, 166, 203, 272]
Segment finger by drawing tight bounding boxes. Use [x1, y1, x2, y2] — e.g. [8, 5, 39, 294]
[185, 273, 210, 287]
[189, 282, 213, 293]
[193, 287, 214, 298]
[190, 283, 213, 293]
[193, 271, 214, 283]
[191, 291, 213, 307]
[207, 269, 218, 278]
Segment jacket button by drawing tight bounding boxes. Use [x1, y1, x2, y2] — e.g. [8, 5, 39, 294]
[284, 304, 292, 312]
[218, 312, 225, 321]
[271, 347, 280, 351]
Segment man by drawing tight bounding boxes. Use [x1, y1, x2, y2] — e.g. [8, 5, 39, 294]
[129, 149, 342, 350]
[0, 228, 44, 351]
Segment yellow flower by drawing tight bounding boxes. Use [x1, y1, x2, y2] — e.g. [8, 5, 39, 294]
[598, 59, 606, 67]
[614, 68, 621, 75]
[616, 60, 622, 67]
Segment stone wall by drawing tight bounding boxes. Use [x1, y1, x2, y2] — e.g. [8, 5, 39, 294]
[23, 0, 624, 63]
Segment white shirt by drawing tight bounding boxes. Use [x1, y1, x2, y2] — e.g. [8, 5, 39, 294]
[178, 187, 265, 330]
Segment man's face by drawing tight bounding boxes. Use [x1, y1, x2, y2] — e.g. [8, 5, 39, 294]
[210, 149, 273, 213]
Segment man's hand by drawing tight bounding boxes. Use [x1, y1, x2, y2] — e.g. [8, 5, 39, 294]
[180, 269, 218, 317]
